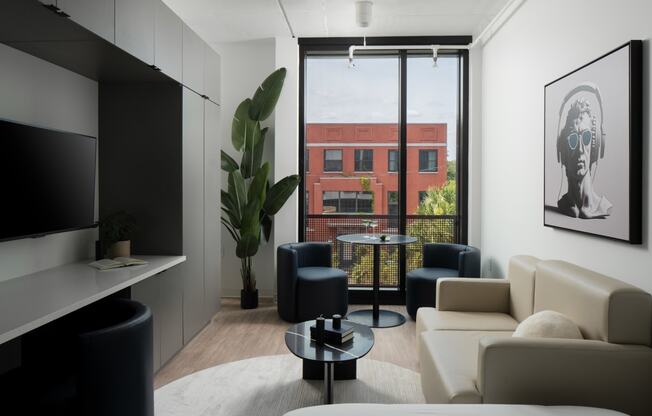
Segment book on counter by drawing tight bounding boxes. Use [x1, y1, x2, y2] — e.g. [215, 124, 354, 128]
[310, 321, 354, 344]
[88, 257, 148, 270]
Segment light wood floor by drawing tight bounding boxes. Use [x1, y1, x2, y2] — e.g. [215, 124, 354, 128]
[154, 298, 418, 389]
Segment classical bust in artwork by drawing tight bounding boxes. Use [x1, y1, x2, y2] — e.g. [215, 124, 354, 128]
[555, 83, 612, 219]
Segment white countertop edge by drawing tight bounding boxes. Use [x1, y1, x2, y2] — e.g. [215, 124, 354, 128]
[0, 255, 186, 345]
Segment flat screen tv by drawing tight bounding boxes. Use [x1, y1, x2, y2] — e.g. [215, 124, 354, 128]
[0, 118, 97, 242]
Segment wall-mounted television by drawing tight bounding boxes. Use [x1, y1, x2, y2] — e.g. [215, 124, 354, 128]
[0, 118, 97, 242]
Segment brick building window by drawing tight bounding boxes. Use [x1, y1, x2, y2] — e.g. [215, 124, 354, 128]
[387, 191, 398, 215]
[419, 191, 428, 204]
[387, 150, 398, 172]
[354, 149, 373, 172]
[323, 149, 342, 172]
[419, 149, 438, 172]
[323, 191, 373, 213]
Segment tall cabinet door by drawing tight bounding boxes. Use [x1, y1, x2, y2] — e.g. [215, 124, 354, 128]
[204, 100, 221, 320]
[204, 47, 221, 104]
[182, 88, 207, 343]
[182, 24, 205, 96]
[58, 0, 115, 42]
[115, 0, 155, 64]
[154, 0, 182, 80]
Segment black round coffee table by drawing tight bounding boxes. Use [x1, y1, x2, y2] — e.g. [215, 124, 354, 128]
[285, 320, 374, 404]
[337, 233, 417, 328]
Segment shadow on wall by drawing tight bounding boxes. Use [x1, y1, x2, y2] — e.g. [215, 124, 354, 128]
[482, 257, 505, 278]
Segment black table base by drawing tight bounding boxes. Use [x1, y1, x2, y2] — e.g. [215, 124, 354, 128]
[346, 309, 406, 328]
[302, 359, 356, 380]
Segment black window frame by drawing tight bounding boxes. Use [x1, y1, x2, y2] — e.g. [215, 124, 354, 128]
[354, 149, 373, 172]
[323, 149, 343, 172]
[297, 36, 471, 305]
[418, 149, 438, 172]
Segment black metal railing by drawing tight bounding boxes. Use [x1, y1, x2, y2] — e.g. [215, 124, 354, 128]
[305, 214, 458, 287]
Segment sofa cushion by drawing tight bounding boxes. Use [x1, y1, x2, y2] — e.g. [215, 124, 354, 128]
[507, 255, 539, 322]
[417, 308, 519, 333]
[296, 266, 346, 281]
[513, 310, 583, 340]
[419, 330, 513, 404]
[283, 404, 629, 416]
[407, 267, 459, 280]
[535, 261, 652, 345]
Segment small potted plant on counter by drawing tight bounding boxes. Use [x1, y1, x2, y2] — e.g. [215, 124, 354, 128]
[100, 211, 137, 259]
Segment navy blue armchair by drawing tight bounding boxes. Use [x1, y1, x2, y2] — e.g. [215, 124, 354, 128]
[406, 243, 480, 319]
[277, 242, 348, 323]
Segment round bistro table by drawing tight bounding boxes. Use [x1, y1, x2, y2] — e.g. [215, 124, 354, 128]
[336, 233, 417, 328]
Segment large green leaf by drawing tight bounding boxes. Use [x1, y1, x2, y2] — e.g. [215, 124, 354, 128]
[231, 99, 257, 151]
[249, 68, 287, 122]
[248, 162, 269, 205]
[239, 122, 262, 178]
[263, 174, 301, 215]
[236, 233, 259, 258]
[221, 217, 240, 243]
[240, 196, 261, 236]
[221, 190, 241, 228]
[221, 150, 239, 172]
[228, 170, 247, 212]
[261, 213, 272, 242]
[252, 127, 268, 177]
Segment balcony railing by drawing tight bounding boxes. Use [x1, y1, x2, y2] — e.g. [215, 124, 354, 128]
[305, 214, 458, 288]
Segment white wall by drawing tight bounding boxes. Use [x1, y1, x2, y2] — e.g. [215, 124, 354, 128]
[480, 0, 652, 293]
[273, 36, 299, 266]
[213, 38, 277, 297]
[0, 44, 98, 282]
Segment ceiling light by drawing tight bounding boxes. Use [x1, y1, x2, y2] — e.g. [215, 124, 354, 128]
[355, 1, 373, 28]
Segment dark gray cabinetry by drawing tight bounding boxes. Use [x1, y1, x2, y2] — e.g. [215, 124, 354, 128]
[182, 24, 205, 96]
[57, 0, 115, 42]
[115, 0, 155, 64]
[154, 0, 182, 80]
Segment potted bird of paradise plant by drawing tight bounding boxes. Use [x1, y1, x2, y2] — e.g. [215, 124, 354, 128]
[221, 67, 300, 309]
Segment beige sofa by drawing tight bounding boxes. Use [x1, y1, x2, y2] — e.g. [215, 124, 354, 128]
[284, 404, 627, 416]
[416, 256, 652, 416]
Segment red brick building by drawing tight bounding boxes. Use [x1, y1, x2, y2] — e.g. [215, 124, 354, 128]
[305, 123, 448, 215]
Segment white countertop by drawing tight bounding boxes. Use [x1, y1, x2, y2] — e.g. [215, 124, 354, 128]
[0, 255, 186, 345]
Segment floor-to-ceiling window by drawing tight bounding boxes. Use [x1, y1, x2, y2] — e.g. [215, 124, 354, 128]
[298, 38, 469, 302]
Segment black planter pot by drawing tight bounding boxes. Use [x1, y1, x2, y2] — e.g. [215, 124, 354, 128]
[240, 289, 259, 309]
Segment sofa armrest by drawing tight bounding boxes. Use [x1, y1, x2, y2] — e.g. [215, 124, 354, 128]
[478, 336, 652, 416]
[436, 278, 510, 313]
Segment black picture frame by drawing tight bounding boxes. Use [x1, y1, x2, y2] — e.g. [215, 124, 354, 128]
[543, 40, 642, 244]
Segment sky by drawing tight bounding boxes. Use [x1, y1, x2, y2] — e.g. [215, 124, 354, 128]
[306, 55, 459, 160]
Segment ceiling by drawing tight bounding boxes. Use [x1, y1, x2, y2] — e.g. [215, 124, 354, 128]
[163, 0, 512, 45]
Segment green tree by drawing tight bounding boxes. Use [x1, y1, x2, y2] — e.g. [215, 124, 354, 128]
[416, 180, 456, 215]
[447, 159, 456, 181]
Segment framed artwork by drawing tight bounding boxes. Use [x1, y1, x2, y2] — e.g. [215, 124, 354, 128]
[544, 41, 642, 243]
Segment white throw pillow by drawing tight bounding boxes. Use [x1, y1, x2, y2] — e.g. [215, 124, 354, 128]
[513, 310, 583, 339]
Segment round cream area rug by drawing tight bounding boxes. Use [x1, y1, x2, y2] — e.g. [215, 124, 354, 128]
[155, 354, 425, 416]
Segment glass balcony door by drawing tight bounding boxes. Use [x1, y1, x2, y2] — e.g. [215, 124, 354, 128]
[299, 45, 466, 299]
[302, 54, 401, 289]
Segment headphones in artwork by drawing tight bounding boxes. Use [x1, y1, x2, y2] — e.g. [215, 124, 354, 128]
[555, 82, 606, 170]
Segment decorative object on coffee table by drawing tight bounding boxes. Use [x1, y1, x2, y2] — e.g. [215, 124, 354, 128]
[100, 210, 137, 259]
[221, 68, 301, 309]
[285, 319, 374, 404]
[337, 234, 417, 328]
